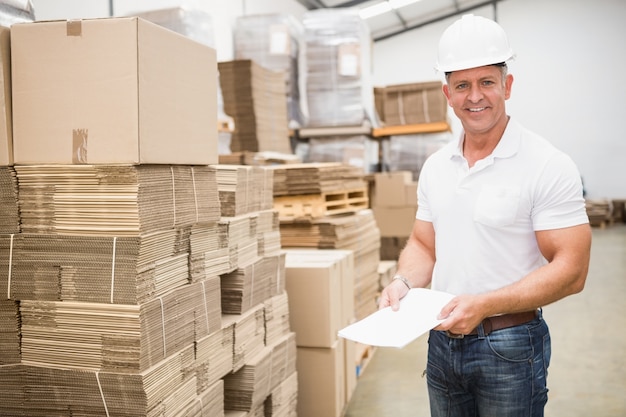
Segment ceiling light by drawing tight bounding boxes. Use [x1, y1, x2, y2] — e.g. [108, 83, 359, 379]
[389, 0, 422, 8]
[359, 1, 393, 19]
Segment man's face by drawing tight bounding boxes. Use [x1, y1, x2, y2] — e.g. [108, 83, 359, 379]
[442, 65, 513, 136]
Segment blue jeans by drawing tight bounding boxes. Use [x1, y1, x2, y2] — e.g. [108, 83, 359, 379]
[426, 312, 551, 417]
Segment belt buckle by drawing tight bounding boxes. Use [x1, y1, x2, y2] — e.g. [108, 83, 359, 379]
[446, 331, 464, 339]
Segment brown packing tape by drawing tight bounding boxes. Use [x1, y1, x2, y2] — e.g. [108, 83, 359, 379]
[66, 20, 82, 36]
[72, 128, 88, 163]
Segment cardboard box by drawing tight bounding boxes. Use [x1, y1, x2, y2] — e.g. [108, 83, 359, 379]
[376, 81, 447, 126]
[373, 206, 416, 237]
[284, 249, 355, 327]
[0, 26, 12, 166]
[285, 257, 341, 348]
[296, 340, 346, 417]
[380, 236, 409, 260]
[405, 181, 418, 206]
[343, 338, 357, 405]
[373, 171, 413, 207]
[11, 17, 217, 165]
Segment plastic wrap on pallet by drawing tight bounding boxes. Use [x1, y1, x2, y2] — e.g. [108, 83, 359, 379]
[234, 13, 305, 129]
[301, 8, 376, 128]
[134, 7, 233, 149]
[296, 135, 379, 173]
[382, 132, 453, 180]
[0, 0, 34, 27]
[134, 6, 215, 48]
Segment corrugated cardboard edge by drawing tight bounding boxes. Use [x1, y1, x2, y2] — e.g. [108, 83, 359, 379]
[0, 25, 13, 165]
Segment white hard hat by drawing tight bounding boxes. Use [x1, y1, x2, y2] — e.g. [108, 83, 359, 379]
[435, 14, 515, 73]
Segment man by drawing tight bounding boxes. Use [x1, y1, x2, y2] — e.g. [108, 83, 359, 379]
[378, 14, 591, 417]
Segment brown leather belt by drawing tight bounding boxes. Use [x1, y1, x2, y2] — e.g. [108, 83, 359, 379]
[446, 310, 538, 339]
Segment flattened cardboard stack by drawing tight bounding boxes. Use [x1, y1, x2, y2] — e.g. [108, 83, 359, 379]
[0, 166, 19, 233]
[14, 165, 220, 235]
[215, 163, 297, 414]
[0, 26, 14, 167]
[1, 16, 299, 417]
[268, 162, 365, 196]
[234, 13, 305, 127]
[217, 164, 274, 217]
[374, 81, 448, 126]
[301, 8, 375, 128]
[221, 254, 281, 315]
[219, 60, 291, 154]
[0, 299, 20, 365]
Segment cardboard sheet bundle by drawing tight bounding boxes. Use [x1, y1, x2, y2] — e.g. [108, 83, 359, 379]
[219, 150, 302, 167]
[14, 164, 221, 236]
[189, 223, 232, 281]
[255, 210, 282, 258]
[279, 209, 379, 250]
[7, 229, 193, 304]
[224, 346, 273, 411]
[219, 59, 291, 154]
[221, 254, 283, 315]
[233, 14, 304, 127]
[223, 303, 267, 373]
[0, 299, 20, 365]
[218, 214, 260, 272]
[268, 162, 366, 196]
[196, 323, 236, 389]
[268, 332, 297, 394]
[19, 278, 221, 373]
[266, 371, 298, 417]
[216, 164, 274, 217]
[218, 208, 282, 273]
[0, 167, 19, 234]
[0, 355, 225, 416]
[223, 332, 296, 413]
[264, 292, 292, 347]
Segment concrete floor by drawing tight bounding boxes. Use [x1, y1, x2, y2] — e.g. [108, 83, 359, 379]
[344, 223, 626, 417]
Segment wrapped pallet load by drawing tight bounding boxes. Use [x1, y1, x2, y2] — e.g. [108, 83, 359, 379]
[301, 8, 376, 128]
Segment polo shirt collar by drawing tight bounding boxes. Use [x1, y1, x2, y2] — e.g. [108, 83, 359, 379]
[449, 117, 521, 161]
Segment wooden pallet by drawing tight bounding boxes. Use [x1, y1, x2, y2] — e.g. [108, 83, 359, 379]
[273, 187, 369, 220]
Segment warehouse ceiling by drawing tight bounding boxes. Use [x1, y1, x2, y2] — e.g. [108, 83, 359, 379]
[295, 0, 505, 41]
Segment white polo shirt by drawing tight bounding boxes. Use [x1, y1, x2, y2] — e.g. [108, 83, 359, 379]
[416, 118, 589, 295]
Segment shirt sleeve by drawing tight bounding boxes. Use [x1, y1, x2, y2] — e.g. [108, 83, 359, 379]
[415, 158, 433, 222]
[532, 152, 589, 230]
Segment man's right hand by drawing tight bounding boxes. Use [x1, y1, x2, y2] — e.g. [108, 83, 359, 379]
[378, 279, 410, 311]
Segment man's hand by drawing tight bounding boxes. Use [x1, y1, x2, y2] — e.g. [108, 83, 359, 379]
[378, 279, 410, 311]
[433, 294, 487, 335]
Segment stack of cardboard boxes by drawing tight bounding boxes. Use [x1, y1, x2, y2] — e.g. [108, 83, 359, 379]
[284, 249, 357, 417]
[372, 171, 419, 261]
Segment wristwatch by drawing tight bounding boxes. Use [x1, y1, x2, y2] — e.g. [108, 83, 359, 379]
[393, 274, 411, 289]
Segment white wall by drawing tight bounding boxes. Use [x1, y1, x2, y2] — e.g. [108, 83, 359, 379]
[30, 0, 626, 199]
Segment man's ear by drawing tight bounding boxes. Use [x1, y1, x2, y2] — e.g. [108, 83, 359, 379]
[504, 74, 514, 100]
[442, 84, 451, 102]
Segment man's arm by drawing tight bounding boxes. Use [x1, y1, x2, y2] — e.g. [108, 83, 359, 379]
[437, 223, 592, 335]
[378, 218, 437, 311]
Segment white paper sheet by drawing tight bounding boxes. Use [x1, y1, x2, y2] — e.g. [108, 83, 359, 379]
[338, 288, 455, 348]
